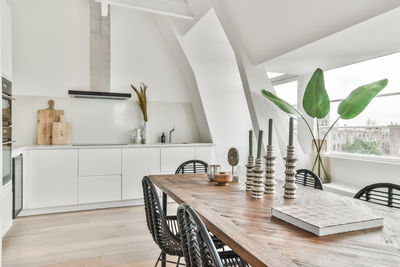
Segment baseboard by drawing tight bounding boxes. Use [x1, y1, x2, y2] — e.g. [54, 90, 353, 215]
[19, 199, 145, 216]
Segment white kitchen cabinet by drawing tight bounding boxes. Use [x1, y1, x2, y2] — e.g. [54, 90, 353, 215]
[160, 147, 195, 173]
[122, 147, 160, 200]
[79, 175, 121, 204]
[1, 0, 12, 79]
[79, 148, 121, 176]
[195, 146, 213, 163]
[1, 182, 12, 236]
[25, 149, 78, 209]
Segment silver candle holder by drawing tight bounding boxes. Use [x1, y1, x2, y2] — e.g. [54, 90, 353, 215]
[251, 158, 265, 199]
[264, 145, 277, 194]
[283, 145, 298, 199]
[245, 155, 255, 191]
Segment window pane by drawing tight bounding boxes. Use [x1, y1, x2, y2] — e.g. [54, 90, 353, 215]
[273, 81, 298, 106]
[325, 96, 400, 157]
[324, 52, 400, 157]
[325, 52, 400, 100]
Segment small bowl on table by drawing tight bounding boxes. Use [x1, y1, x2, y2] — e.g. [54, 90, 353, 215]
[213, 172, 233, 186]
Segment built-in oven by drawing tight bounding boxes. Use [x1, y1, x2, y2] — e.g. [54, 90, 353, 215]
[2, 76, 14, 186]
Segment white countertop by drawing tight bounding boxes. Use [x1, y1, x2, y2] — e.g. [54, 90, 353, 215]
[12, 143, 215, 157]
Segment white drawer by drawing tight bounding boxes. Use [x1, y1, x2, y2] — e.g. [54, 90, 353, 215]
[79, 148, 121, 176]
[78, 175, 121, 204]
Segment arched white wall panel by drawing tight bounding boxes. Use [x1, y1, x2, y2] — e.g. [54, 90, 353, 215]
[180, 10, 252, 169]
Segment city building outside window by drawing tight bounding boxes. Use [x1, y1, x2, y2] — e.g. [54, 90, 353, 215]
[321, 52, 400, 158]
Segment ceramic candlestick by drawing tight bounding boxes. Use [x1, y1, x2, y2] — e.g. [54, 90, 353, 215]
[283, 145, 297, 199]
[251, 158, 264, 199]
[264, 145, 277, 194]
[245, 155, 255, 191]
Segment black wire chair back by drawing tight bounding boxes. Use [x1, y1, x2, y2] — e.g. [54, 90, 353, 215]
[142, 176, 183, 257]
[177, 203, 224, 267]
[354, 183, 400, 209]
[177, 203, 248, 267]
[175, 160, 208, 174]
[295, 169, 324, 190]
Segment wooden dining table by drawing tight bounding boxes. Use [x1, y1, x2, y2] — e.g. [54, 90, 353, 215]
[149, 173, 400, 267]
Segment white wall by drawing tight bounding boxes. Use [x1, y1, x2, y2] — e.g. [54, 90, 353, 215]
[10, 0, 90, 96]
[110, 6, 191, 102]
[329, 156, 400, 190]
[13, 95, 200, 146]
[180, 10, 252, 169]
[9, 0, 211, 145]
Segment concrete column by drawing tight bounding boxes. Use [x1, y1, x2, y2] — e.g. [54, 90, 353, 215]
[89, 0, 110, 91]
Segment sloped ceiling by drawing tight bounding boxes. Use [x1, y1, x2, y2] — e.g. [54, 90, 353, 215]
[262, 7, 400, 74]
[221, 0, 400, 65]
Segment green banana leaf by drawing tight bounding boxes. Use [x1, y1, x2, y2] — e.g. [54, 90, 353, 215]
[261, 90, 301, 116]
[302, 68, 330, 119]
[338, 79, 388, 120]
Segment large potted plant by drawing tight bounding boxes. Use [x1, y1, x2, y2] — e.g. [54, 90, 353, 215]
[262, 68, 388, 182]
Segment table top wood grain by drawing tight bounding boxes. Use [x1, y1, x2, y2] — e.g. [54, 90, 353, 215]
[149, 174, 400, 267]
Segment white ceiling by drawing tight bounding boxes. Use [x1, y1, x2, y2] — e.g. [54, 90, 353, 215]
[221, 0, 400, 65]
[262, 7, 400, 74]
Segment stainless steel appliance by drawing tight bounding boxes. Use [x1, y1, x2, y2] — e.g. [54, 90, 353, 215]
[2, 76, 14, 186]
[12, 154, 23, 218]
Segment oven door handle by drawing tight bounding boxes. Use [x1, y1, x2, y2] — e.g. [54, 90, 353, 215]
[2, 140, 16, 145]
[2, 93, 15, 101]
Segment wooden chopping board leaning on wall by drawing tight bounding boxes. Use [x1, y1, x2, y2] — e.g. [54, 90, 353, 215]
[52, 115, 71, 145]
[37, 100, 64, 145]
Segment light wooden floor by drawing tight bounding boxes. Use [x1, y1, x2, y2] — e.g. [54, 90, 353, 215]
[2, 205, 181, 267]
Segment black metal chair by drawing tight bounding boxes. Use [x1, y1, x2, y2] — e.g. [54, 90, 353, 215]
[163, 160, 209, 213]
[142, 176, 184, 266]
[354, 183, 400, 209]
[177, 203, 248, 267]
[295, 169, 323, 190]
[175, 159, 208, 174]
[174, 159, 224, 250]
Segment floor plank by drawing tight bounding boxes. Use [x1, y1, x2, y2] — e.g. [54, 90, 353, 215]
[2, 205, 180, 267]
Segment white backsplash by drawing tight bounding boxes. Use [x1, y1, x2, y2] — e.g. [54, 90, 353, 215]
[12, 95, 202, 147]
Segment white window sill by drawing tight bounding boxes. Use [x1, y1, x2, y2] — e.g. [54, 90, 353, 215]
[326, 152, 400, 165]
[323, 182, 358, 198]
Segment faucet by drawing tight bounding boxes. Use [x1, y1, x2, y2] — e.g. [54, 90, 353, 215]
[169, 125, 175, 144]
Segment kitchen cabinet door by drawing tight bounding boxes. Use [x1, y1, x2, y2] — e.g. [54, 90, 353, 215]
[79, 148, 121, 176]
[160, 147, 195, 173]
[1, 0, 12, 79]
[26, 149, 78, 209]
[1, 182, 12, 236]
[79, 175, 121, 204]
[122, 147, 160, 200]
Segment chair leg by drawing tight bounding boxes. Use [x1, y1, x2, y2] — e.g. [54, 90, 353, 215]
[155, 253, 162, 267]
[161, 252, 166, 267]
[176, 256, 181, 267]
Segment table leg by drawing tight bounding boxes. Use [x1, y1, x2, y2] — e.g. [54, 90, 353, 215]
[162, 192, 167, 267]
[163, 192, 167, 215]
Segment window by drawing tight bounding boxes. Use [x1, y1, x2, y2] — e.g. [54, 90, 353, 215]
[269, 74, 299, 138]
[273, 81, 298, 106]
[322, 52, 400, 157]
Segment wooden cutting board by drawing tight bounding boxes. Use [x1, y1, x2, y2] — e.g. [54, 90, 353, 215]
[37, 100, 64, 145]
[52, 115, 71, 145]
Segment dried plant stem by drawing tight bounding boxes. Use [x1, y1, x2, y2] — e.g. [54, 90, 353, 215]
[131, 83, 148, 122]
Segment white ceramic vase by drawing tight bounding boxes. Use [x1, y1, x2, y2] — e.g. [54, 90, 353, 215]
[135, 128, 142, 144]
[142, 121, 149, 144]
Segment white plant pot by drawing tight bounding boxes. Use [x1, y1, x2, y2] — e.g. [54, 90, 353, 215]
[142, 121, 149, 144]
